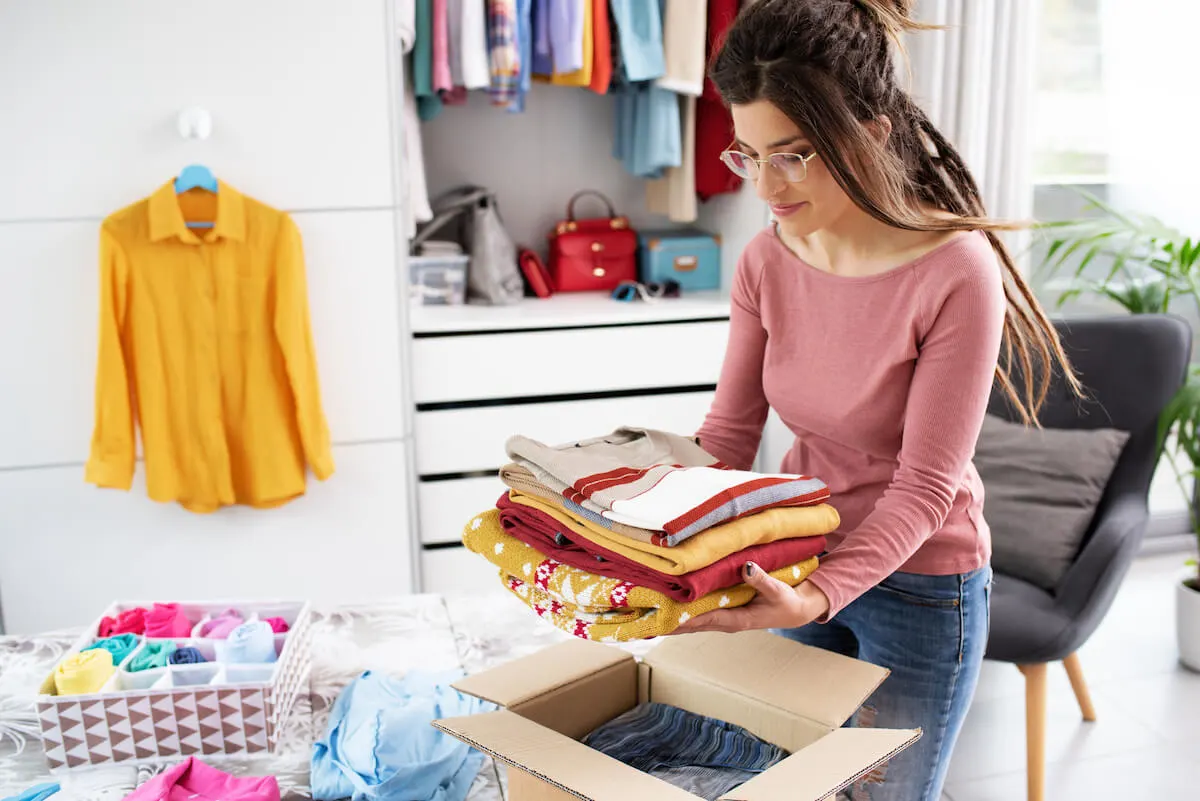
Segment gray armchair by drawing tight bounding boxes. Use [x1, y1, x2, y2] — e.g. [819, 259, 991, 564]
[983, 314, 1192, 801]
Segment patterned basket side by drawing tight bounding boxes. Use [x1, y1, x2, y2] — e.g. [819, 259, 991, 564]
[265, 607, 313, 750]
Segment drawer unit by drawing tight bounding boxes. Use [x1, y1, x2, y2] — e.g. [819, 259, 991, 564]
[418, 475, 508, 545]
[421, 546, 511, 598]
[410, 320, 729, 404]
[413, 391, 716, 477]
[405, 292, 732, 593]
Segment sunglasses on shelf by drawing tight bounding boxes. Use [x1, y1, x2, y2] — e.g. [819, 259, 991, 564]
[610, 280, 681, 303]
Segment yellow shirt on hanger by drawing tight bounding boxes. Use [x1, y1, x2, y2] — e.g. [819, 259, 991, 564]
[85, 180, 334, 513]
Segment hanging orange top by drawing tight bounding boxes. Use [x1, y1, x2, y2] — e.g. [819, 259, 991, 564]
[588, 0, 612, 95]
[85, 180, 334, 513]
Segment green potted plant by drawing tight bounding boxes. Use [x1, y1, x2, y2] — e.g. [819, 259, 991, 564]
[1036, 192, 1200, 670]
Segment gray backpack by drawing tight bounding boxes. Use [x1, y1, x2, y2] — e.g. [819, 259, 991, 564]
[413, 186, 524, 306]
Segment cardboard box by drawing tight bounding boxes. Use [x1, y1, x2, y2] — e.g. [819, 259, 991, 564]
[35, 600, 312, 771]
[435, 631, 920, 801]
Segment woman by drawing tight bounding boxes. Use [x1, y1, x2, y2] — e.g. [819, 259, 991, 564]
[674, 1, 1081, 799]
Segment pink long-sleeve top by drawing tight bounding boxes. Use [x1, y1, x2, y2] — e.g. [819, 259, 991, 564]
[695, 226, 1005, 619]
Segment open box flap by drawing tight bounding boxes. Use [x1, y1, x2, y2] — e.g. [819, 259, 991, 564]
[643, 631, 890, 730]
[435, 709, 699, 801]
[452, 639, 632, 708]
[719, 727, 922, 801]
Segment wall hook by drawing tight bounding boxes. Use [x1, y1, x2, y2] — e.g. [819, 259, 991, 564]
[177, 107, 213, 140]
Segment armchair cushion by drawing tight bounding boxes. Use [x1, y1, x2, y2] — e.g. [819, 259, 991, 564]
[976, 414, 1130, 591]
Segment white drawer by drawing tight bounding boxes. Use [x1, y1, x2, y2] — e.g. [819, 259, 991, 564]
[413, 390, 715, 476]
[421, 546, 510, 597]
[411, 321, 729, 403]
[0, 0, 393, 220]
[0, 441, 413, 635]
[0, 212, 403, 469]
[418, 476, 508, 545]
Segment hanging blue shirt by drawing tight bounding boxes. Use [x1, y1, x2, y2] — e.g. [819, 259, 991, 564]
[311, 670, 494, 801]
[508, 0, 534, 112]
[609, 0, 665, 82]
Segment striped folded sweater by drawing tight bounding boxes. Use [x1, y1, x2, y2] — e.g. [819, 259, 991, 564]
[506, 427, 830, 544]
[462, 509, 819, 641]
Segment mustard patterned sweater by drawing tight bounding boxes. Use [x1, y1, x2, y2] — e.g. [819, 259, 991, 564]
[462, 509, 820, 641]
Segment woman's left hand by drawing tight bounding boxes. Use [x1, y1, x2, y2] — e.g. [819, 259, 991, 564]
[673, 562, 831, 634]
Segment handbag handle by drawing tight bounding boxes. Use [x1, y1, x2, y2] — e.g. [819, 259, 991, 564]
[566, 190, 618, 221]
[432, 184, 492, 212]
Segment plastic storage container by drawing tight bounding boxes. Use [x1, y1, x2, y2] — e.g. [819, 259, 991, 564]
[409, 254, 468, 306]
[637, 229, 721, 291]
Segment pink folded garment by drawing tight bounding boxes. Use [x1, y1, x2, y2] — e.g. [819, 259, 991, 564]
[143, 603, 192, 638]
[98, 607, 146, 637]
[121, 756, 278, 801]
[198, 609, 245, 639]
[263, 617, 290, 634]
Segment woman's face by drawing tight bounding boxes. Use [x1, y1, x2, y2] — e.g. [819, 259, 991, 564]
[729, 100, 856, 239]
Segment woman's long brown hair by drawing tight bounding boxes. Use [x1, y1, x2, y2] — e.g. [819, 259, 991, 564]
[711, 0, 1082, 424]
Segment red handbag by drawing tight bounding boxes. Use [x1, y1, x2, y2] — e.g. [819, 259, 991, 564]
[547, 190, 638, 292]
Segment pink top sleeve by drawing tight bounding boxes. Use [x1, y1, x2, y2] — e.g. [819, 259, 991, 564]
[693, 252, 770, 471]
[805, 257, 1005, 619]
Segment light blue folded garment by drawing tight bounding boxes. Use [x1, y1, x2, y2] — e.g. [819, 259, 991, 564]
[609, 0, 666, 82]
[214, 621, 276, 664]
[311, 670, 494, 801]
[2, 783, 61, 801]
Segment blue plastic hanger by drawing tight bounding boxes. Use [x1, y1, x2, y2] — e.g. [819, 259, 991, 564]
[174, 164, 217, 228]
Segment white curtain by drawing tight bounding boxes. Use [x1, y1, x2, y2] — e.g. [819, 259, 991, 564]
[904, 0, 1039, 227]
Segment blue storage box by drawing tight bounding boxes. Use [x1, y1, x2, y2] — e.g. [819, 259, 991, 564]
[637, 229, 721, 291]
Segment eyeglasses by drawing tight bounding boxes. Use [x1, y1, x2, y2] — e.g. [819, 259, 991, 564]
[610, 280, 681, 303]
[720, 149, 819, 183]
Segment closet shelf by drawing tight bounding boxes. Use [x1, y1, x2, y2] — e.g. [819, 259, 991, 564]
[407, 290, 732, 334]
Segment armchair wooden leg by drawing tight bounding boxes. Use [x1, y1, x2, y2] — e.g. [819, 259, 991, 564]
[1018, 662, 1047, 801]
[1062, 652, 1097, 722]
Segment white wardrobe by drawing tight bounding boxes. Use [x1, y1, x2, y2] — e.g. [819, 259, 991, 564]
[0, 0, 770, 634]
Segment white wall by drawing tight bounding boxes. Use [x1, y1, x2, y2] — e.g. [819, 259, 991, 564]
[0, 0, 415, 634]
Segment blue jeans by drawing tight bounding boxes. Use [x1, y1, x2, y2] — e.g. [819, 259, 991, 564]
[774, 566, 992, 801]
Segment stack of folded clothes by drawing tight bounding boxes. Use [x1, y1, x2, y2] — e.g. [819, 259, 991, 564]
[461, 427, 840, 641]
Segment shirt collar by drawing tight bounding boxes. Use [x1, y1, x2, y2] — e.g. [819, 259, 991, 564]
[148, 179, 246, 244]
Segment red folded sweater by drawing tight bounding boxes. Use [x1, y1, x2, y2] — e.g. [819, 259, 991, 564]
[495, 494, 826, 603]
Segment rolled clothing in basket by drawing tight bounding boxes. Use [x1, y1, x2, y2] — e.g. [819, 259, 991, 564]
[169, 647, 208, 665]
[198, 609, 244, 639]
[263, 616, 290, 634]
[98, 607, 146, 637]
[54, 649, 115, 696]
[83, 633, 140, 666]
[215, 621, 277, 664]
[143, 603, 192, 638]
[128, 640, 177, 672]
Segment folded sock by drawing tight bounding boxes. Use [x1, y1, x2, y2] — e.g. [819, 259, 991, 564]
[54, 649, 115, 696]
[168, 647, 207, 665]
[128, 640, 177, 672]
[262, 617, 290, 634]
[198, 609, 244, 639]
[144, 603, 192, 638]
[83, 634, 140, 666]
[215, 621, 277, 664]
[99, 607, 147, 637]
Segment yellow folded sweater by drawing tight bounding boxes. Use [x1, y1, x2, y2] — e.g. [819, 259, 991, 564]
[508, 491, 838, 575]
[463, 509, 819, 641]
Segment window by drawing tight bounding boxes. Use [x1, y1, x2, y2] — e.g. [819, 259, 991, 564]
[1033, 0, 1107, 185]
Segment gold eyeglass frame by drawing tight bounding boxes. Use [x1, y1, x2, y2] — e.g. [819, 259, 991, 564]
[719, 148, 819, 183]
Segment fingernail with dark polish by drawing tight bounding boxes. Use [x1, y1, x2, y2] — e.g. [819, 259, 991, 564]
[745, 562, 756, 576]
